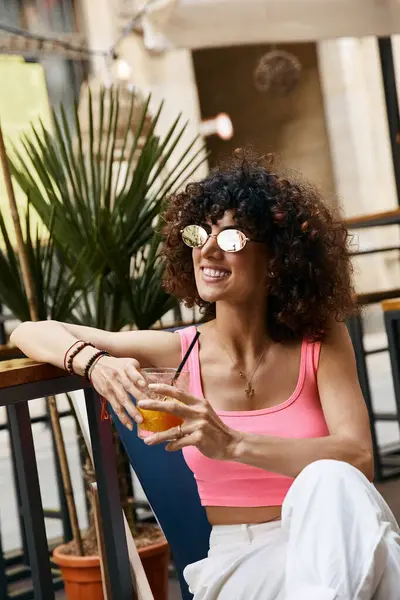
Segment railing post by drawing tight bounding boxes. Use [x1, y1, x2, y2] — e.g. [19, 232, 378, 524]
[378, 37, 400, 206]
[84, 388, 135, 600]
[0, 527, 7, 599]
[46, 401, 73, 543]
[7, 401, 55, 600]
[347, 314, 381, 480]
[6, 406, 30, 565]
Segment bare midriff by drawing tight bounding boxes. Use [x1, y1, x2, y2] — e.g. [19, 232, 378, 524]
[206, 505, 282, 525]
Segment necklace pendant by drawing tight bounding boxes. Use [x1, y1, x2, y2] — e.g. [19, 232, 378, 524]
[245, 382, 255, 400]
[239, 371, 246, 380]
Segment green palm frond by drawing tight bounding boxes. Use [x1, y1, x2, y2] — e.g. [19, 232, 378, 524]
[6, 85, 207, 330]
[0, 204, 86, 322]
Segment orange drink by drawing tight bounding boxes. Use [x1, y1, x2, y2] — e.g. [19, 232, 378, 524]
[137, 368, 190, 440]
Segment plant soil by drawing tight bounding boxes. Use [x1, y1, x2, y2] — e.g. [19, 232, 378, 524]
[57, 522, 165, 557]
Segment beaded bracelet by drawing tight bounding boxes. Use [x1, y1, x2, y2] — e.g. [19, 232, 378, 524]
[88, 353, 106, 382]
[83, 350, 110, 381]
[66, 341, 95, 375]
[63, 340, 83, 371]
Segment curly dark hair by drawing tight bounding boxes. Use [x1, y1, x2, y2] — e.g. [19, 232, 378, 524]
[161, 149, 355, 341]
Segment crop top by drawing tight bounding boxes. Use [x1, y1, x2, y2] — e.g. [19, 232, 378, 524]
[178, 326, 329, 507]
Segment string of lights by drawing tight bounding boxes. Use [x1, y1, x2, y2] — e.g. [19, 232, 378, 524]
[0, 0, 157, 60]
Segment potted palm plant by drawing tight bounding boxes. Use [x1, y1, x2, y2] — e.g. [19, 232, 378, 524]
[1, 84, 207, 599]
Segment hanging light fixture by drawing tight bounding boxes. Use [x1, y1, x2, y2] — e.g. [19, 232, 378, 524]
[253, 49, 302, 96]
[200, 113, 234, 140]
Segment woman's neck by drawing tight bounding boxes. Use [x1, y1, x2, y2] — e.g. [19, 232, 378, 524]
[212, 301, 271, 364]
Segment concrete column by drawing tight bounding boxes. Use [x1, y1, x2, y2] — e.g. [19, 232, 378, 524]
[120, 34, 208, 180]
[317, 37, 400, 292]
[78, 0, 207, 178]
[78, 0, 118, 82]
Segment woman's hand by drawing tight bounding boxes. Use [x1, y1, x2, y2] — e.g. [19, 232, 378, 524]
[89, 355, 148, 430]
[137, 384, 241, 459]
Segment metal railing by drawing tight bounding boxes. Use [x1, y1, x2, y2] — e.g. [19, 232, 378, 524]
[346, 209, 400, 481]
[0, 358, 135, 600]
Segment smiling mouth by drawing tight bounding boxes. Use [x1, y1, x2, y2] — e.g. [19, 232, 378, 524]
[201, 267, 231, 281]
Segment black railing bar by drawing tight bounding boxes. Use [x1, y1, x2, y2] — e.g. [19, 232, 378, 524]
[0, 375, 89, 406]
[0, 528, 7, 600]
[0, 409, 72, 431]
[378, 37, 400, 205]
[364, 346, 388, 355]
[374, 412, 399, 421]
[381, 458, 400, 467]
[380, 467, 400, 481]
[3, 536, 67, 567]
[351, 246, 400, 256]
[7, 577, 64, 600]
[6, 564, 32, 582]
[7, 404, 30, 564]
[347, 316, 383, 477]
[7, 401, 55, 599]
[85, 387, 134, 599]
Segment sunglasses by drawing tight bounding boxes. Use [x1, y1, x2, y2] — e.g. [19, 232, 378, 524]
[181, 224, 256, 253]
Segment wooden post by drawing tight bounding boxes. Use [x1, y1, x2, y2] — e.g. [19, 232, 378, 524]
[91, 483, 111, 600]
[0, 121, 84, 555]
[0, 121, 38, 321]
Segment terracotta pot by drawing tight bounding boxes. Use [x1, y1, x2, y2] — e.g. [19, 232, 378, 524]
[52, 538, 170, 600]
[139, 538, 170, 600]
[52, 546, 104, 600]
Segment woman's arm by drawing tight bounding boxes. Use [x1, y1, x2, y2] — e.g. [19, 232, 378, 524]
[10, 320, 182, 373]
[230, 321, 374, 480]
[139, 321, 374, 481]
[10, 320, 182, 429]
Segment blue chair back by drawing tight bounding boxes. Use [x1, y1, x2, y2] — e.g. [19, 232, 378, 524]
[113, 416, 211, 600]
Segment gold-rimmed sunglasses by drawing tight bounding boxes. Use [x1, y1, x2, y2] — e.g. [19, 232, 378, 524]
[181, 224, 257, 253]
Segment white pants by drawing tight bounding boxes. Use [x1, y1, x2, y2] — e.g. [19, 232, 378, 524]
[183, 460, 400, 599]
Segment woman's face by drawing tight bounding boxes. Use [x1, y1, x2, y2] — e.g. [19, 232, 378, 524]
[192, 210, 268, 307]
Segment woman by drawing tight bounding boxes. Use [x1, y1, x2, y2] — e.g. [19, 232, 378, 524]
[11, 150, 400, 599]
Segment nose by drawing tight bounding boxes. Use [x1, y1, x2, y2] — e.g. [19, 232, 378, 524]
[200, 234, 223, 259]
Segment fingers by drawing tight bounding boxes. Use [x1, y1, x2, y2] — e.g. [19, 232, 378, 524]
[112, 379, 143, 423]
[137, 399, 195, 418]
[165, 431, 200, 452]
[143, 422, 196, 446]
[147, 383, 198, 405]
[117, 371, 148, 402]
[101, 388, 134, 430]
[101, 379, 143, 428]
[123, 360, 147, 391]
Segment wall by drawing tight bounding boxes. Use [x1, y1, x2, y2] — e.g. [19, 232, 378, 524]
[192, 42, 335, 197]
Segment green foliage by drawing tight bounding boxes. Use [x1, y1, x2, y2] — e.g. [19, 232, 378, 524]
[3, 86, 207, 330]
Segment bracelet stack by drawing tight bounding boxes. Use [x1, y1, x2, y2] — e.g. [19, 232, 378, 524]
[84, 350, 110, 381]
[64, 340, 109, 379]
[65, 341, 95, 375]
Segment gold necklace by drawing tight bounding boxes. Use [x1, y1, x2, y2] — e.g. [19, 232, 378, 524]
[217, 333, 267, 400]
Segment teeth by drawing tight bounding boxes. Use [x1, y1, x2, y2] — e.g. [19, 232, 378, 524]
[203, 268, 230, 278]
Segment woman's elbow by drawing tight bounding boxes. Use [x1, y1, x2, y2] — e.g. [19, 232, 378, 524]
[10, 321, 45, 347]
[356, 448, 374, 482]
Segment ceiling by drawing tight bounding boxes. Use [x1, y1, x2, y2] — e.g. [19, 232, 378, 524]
[138, 0, 400, 50]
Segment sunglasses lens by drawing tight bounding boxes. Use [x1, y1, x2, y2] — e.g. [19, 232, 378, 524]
[218, 230, 247, 252]
[181, 225, 208, 248]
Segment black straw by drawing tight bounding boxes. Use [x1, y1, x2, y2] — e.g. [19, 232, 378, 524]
[172, 330, 200, 383]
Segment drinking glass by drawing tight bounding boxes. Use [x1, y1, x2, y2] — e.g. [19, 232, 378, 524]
[137, 368, 190, 440]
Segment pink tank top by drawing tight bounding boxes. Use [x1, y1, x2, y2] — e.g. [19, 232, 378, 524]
[178, 326, 329, 507]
